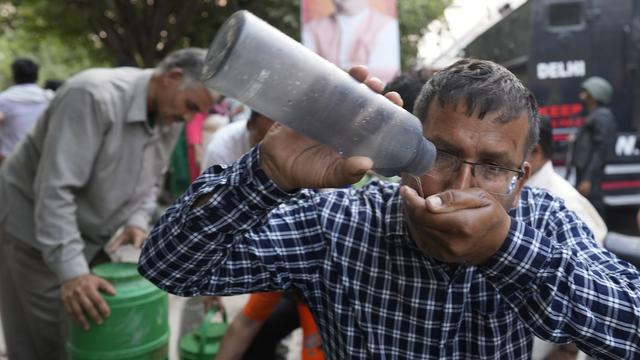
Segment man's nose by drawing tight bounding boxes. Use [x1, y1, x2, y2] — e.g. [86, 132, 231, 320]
[448, 163, 475, 190]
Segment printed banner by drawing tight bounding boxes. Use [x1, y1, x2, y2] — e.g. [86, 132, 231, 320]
[301, 0, 400, 83]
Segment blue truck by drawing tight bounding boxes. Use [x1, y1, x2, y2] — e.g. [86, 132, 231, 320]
[463, 0, 640, 234]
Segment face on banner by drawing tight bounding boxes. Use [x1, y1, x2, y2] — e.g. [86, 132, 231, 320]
[300, 0, 401, 84]
[333, 0, 370, 15]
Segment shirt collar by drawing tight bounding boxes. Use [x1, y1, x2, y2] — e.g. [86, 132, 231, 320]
[526, 160, 554, 188]
[125, 69, 154, 124]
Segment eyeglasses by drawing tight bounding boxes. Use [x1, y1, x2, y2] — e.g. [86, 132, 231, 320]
[424, 149, 524, 195]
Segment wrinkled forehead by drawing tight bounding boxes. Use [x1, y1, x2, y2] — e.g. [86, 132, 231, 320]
[423, 100, 531, 160]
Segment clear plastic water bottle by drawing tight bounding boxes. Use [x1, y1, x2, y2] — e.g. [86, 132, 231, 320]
[202, 10, 435, 176]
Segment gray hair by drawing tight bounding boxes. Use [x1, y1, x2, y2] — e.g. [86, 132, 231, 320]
[156, 48, 207, 87]
[414, 59, 539, 156]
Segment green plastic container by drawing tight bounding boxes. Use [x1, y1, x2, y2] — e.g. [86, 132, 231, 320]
[179, 306, 228, 360]
[67, 262, 169, 360]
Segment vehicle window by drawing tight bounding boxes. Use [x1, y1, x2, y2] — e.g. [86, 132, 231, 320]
[548, 2, 583, 28]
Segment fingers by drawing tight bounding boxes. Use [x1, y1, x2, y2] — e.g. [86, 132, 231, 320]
[400, 185, 427, 211]
[348, 65, 369, 82]
[384, 91, 404, 107]
[96, 277, 116, 296]
[402, 187, 510, 265]
[68, 296, 90, 331]
[62, 276, 114, 331]
[401, 185, 448, 233]
[79, 292, 104, 326]
[88, 278, 114, 326]
[106, 227, 147, 253]
[62, 294, 87, 330]
[87, 286, 111, 322]
[347, 65, 386, 93]
[363, 76, 385, 93]
[132, 232, 146, 248]
[425, 189, 492, 214]
[401, 187, 493, 234]
[348, 65, 404, 109]
[105, 233, 125, 254]
[341, 156, 373, 183]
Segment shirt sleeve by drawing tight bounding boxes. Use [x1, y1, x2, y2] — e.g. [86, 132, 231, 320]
[33, 88, 109, 282]
[138, 146, 327, 296]
[126, 183, 159, 232]
[129, 123, 180, 232]
[480, 196, 640, 358]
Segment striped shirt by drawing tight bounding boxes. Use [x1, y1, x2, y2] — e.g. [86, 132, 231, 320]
[139, 147, 640, 359]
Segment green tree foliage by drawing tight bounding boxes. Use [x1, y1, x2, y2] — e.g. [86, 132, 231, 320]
[398, 0, 452, 69]
[0, 0, 449, 88]
[0, 2, 109, 88]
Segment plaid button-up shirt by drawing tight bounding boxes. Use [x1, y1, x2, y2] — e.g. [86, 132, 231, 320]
[139, 147, 640, 359]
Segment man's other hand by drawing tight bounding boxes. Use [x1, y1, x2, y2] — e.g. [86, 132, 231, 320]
[203, 296, 225, 313]
[400, 186, 511, 265]
[259, 65, 402, 191]
[60, 274, 116, 331]
[577, 180, 592, 197]
[106, 226, 147, 254]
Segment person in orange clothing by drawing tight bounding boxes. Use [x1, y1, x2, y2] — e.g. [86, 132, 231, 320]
[215, 291, 324, 360]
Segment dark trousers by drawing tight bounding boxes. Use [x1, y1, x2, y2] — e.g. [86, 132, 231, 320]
[0, 227, 66, 360]
[242, 292, 300, 360]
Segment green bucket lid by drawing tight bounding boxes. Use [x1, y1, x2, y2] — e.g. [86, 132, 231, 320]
[90, 263, 163, 306]
[92, 262, 140, 282]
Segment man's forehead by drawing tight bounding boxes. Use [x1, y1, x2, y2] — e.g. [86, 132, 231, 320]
[424, 100, 528, 128]
[423, 100, 530, 160]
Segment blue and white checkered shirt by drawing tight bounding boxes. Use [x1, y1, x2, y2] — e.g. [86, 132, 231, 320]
[139, 147, 640, 359]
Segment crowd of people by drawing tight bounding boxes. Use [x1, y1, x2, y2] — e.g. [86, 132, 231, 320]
[0, 50, 640, 360]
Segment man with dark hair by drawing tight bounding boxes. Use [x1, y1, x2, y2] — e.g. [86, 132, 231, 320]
[569, 76, 617, 216]
[44, 79, 64, 92]
[140, 59, 640, 359]
[11, 58, 39, 84]
[383, 71, 428, 113]
[0, 48, 216, 360]
[0, 57, 50, 165]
